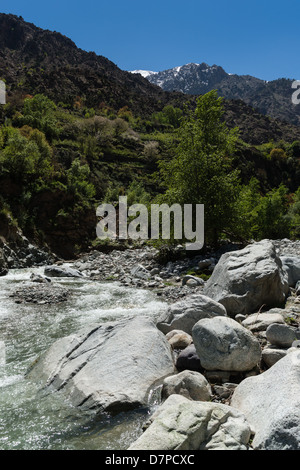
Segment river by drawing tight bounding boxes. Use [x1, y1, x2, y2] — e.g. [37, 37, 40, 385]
[0, 267, 167, 450]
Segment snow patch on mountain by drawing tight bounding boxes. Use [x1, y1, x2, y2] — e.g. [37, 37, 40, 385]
[130, 70, 157, 78]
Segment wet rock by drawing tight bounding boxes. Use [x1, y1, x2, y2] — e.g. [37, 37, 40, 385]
[12, 284, 70, 304]
[30, 273, 51, 284]
[44, 265, 83, 278]
[28, 316, 175, 413]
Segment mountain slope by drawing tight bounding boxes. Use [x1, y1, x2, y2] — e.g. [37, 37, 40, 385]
[1, 14, 300, 145]
[132, 63, 300, 126]
[0, 13, 186, 116]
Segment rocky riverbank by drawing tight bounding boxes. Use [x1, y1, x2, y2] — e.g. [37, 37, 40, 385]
[22, 238, 300, 450]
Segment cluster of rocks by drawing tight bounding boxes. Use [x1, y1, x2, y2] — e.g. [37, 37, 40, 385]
[11, 282, 71, 305]
[0, 235, 53, 276]
[69, 243, 233, 302]
[26, 239, 300, 450]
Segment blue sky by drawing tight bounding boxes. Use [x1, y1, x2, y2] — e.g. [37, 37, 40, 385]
[1, 0, 300, 81]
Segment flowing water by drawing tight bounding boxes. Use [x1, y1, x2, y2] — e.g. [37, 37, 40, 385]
[0, 267, 168, 450]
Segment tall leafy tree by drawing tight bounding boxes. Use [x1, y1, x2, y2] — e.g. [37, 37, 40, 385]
[159, 90, 241, 245]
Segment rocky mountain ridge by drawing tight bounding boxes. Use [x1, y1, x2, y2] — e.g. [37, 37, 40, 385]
[132, 62, 300, 126]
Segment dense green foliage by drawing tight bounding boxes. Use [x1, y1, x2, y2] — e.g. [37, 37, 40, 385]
[0, 91, 299, 256]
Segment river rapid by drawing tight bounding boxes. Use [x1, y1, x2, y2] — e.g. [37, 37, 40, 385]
[0, 267, 168, 450]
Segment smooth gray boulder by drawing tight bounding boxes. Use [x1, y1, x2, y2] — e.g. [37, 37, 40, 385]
[231, 350, 300, 449]
[203, 240, 289, 317]
[266, 323, 297, 348]
[192, 317, 261, 372]
[162, 370, 212, 402]
[261, 347, 288, 368]
[241, 312, 285, 332]
[28, 316, 175, 413]
[128, 394, 251, 450]
[156, 294, 227, 335]
[44, 265, 83, 278]
[280, 256, 300, 287]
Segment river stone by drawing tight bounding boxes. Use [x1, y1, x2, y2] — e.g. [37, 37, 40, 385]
[182, 275, 204, 287]
[176, 344, 202, 372]
[44, 265, 83, 278]
[28, 316, 175, 413]
[156, 294, 227, 335]
[203, 240, 289, 317]
[265, 323, 297, 348]
[128, 394, 251, 450]
[231, 350, 300, 449]
[192, 317, 261, 372]
[280, 255, 300, 287]
[130, 264, 150, 280]
[241, 312, 285, 332]
[162, 370, 212, 402]
[262, 347, 288, 368]
[165, 330, 193, 349]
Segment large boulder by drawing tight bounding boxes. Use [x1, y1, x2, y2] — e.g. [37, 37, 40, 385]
[192, 317, 261, 372]
[203, 240, 289, 317]
[28, 316, 175, 413]
[231, 350, 300, 449]
[156, 294, 227, 335]
[280, 256, 300, 287]
[265, 323, 297, 348]
[128, 394, 251, 450]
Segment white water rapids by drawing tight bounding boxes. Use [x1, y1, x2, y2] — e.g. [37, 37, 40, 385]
[0, 267, 167, 450]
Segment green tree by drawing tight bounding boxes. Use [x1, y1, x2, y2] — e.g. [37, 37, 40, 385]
[0, 127, 51, 182]
[254, 184, 291, 239]
[158, 90, 240, 245]
[20, 94, 59, 140]
[286, 187, 300, 238]
[66, 158, 95, 202]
